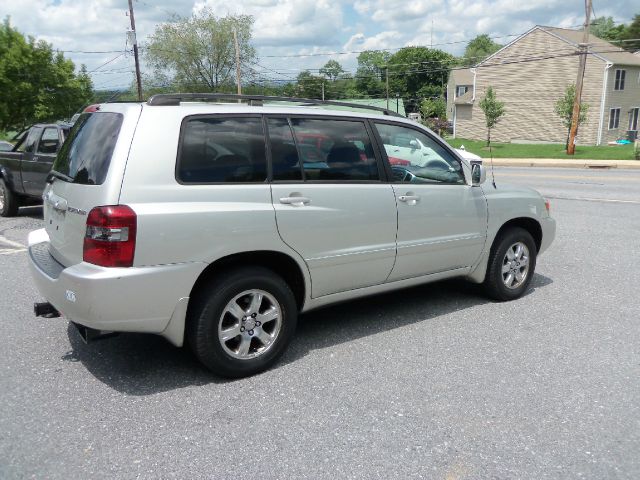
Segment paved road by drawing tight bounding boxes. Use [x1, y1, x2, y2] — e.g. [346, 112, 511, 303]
[1, 168, 639, 479]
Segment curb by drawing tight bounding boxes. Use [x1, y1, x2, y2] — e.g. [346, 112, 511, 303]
[485, 158, 640, 169]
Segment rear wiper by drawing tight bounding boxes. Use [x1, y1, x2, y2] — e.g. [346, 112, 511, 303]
[46, 170, 73, 183]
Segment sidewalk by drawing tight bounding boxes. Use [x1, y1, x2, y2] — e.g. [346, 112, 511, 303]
[487, 158, 640, 169]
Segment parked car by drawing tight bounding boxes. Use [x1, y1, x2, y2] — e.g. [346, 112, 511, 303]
[0, 140, 13, 151]
[28, 94, 555, 378]
[0, 123, 71, 216]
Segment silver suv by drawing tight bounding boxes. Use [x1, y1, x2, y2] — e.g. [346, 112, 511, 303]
[28, 94, 555, 378]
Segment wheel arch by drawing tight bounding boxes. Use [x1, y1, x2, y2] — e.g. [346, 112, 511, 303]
[188, 250, 308, 312]
[492, 217, 542, 254]
[466, 216, 542, 284]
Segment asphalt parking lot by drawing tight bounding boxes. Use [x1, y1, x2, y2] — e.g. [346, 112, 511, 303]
[1, 167, 639, 479]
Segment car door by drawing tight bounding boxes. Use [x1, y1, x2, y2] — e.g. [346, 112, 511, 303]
[268, 116, 397, 298]
[17, 126, 42, 195]
[373, 121, 488, 282]
[24, 126, 60, 196]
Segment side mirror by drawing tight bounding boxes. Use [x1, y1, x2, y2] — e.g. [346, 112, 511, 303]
[409, 139, 420, 149]
[471, 163, 486, 186]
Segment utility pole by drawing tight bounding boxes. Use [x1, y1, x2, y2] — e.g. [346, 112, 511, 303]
[386, 66, 390, 110]
[127, 0, 143, 101]
[431, 19, 434, 48]
[567, 0, 592, 154]
[321, 81, 325, 101]
[233, 28, 242, 95]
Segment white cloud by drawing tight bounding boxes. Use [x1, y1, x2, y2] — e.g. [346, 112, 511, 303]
[0, 0, 637, 89]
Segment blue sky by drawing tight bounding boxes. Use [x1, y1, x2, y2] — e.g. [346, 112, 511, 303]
[0, 0, 637, 90]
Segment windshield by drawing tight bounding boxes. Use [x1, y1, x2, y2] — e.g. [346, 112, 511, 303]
[52, 112, 123, 185]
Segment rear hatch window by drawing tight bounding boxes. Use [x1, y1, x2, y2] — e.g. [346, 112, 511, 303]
[52, 112, 123, 185]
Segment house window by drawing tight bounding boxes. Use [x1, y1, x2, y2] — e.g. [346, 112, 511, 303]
[456, 86, 468, 97]
[609, 108, 621, 129]
[614, 69, 625, 90]
[629, 108, 639, 131]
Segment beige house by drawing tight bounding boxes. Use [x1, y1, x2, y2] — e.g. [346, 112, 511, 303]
[447, 26, 640, 145]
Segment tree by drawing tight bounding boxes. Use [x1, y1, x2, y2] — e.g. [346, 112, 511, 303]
[354, 50, 391, 97]
[387, 47, 455, 100]
[554, 84, 589, 149]
[145, 9, 256, 91]
[319, 60, 344, 81]
[0, 17, 93, 131]
[619, 14, 640, 51]
[294, 70, 324, 99]
[479, 86, 505, 146]
[420, 97, 446, 119]
[591, 16, 626, 42]
[462, 34, 502, 66]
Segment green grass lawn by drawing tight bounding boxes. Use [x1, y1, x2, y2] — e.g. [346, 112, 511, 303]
[447, 138, 636, 160]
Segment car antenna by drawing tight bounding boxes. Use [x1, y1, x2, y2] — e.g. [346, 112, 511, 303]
[489, 143, 497, 189]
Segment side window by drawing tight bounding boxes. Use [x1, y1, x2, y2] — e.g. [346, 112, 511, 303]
[37, 127, 60, 154]
[290, 119, 379, 181]
[177, 117, 267, 183]
[375, 123, 465, 185]
[17, 127, 42, 153]
[268, 118, 302, 181]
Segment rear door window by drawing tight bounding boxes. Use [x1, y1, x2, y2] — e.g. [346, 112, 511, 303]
[289, 118, 379, 181]
[177, 116, 267, 183]
[53, 112, 123, 185]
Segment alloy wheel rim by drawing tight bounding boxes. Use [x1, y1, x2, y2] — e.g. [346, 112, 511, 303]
[218, 289, 283, 360]
[0, 186, 5, 211]
[501, 241, 530, 289]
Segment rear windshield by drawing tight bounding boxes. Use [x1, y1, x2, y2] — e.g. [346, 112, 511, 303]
[52, 112, 123, 185]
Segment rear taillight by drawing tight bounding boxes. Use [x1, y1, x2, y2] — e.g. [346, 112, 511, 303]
[83, 205, 137, 267]
[544, 198, 551, 215]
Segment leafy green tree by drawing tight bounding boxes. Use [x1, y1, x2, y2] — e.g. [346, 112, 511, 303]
[479, 86, 505, 146]
[387, 47, 455, 99]
[591, 16, 626, 42]
[354, 50, 390, 97]
[619, 14, 640, 51]
[0, 17, 93, 131]
[554, 84, 589, 149]
[319, 60, 344, 81]
[462, 34, 502, 66]
[420, 97, 446, 119]
[294, 70, 324, 99]
[145, 9, 256, 91]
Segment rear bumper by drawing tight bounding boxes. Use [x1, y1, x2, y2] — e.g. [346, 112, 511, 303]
[28, 229, 205, 341]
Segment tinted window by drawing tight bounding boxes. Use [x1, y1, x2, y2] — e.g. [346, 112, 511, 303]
[178, 117, 266, 183]
[268, 118, 302, 181]
[375, 123, 465, 185]
[290, 119, 379, 181]
[17, 127, 42, 153]
[53, 112, 123, 185]
[37, 127, 59, 154]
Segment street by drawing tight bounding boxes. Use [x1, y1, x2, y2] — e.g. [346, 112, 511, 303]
[1, 166, 639, 479]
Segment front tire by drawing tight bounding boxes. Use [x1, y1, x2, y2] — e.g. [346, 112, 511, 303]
[484, 227, 537, 301]
[187, 267, 298, 378]
[0, 178, 19, 217]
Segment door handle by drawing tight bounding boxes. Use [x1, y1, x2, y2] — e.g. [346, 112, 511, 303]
[279, 196, 311, 206]
[398, 195, 420, 203]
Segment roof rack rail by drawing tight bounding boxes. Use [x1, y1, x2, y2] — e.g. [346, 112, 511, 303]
[146, 93, 404, 118]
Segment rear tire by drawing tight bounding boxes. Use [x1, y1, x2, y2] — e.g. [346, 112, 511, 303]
[0, 178, 19, 217]
[187, 266, 297, 378]
[484, 227, 537, 301]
